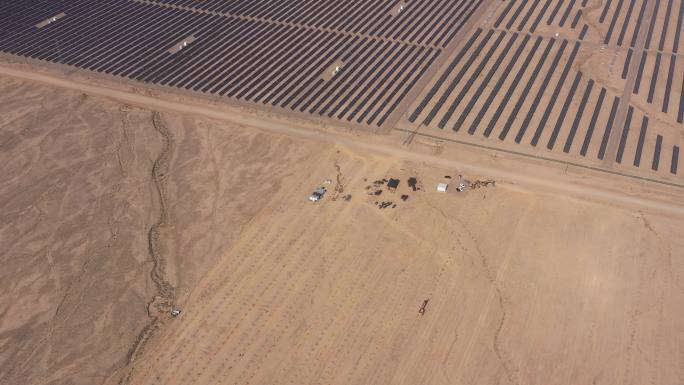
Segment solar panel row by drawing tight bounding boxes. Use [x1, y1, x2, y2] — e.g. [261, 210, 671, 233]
[408, 28, 681, 175]
[144, 0, 482, 48]
[0, 0, 486, 128]
[493, 0, 587, 33]
[601, 0, 684, 52]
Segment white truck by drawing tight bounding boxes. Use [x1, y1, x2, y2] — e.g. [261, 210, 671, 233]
[308, 187, 327, 202]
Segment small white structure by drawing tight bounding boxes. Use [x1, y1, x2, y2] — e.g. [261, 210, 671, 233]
[168, 35, 197, 54]
[391, 2, 407, 16]
[436, 183, 448, 192]
[36, 13, 66, 29]
[323, 60, 345, 81]
[171, 308, 181, 317]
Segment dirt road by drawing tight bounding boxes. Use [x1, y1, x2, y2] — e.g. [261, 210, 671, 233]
[602, 0, 657, 166]
[0, 64, 681, 217]
[3, 65, 684, 385]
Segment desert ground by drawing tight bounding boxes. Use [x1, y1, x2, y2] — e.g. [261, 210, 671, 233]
[1, 0, 683, 383]
[0, 76, 318, 385]
[127, 146, 684, 385]
[1, 72, 683, 385]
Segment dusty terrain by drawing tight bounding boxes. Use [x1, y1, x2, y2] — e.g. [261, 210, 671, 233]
[125, 147, 684, 385]
[0, 52, 683, 385]
[0, 77, 318, 385]
[1, 0, 683, 383]
[0, 41, 684, 384]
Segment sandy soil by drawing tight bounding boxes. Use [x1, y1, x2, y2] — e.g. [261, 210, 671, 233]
[1, 59, 683, 385]
[0, 77, 319, 385]
[126, 142, 684, 385]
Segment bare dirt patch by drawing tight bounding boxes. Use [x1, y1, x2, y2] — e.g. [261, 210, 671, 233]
[1, 68, 684, 385]
[0, 77, 320, 385]
[126, 146, 684, 385]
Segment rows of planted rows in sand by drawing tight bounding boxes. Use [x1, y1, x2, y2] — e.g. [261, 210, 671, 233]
[121, 159, 471, 385]
[0, 0, 484, 128]
[408, 0, 683, 177]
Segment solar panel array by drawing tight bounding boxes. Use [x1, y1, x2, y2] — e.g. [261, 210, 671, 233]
[408, 0, 683, 177]
[145, 0, 477, 48]
[616, 0, 684, 123]
[492, 0, 591, 34]
[0, 0, 485, 128]
[600, 0, 684, 50]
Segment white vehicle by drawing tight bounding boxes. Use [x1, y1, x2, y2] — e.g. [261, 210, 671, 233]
[309, 187, 327, 202]
[456, 175, 470, 192]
